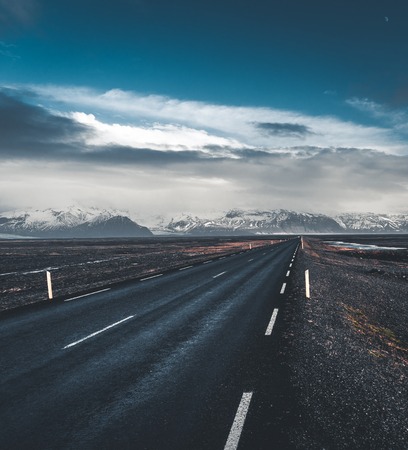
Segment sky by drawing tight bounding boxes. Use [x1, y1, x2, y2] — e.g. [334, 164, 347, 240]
[1, 0, 408, 219]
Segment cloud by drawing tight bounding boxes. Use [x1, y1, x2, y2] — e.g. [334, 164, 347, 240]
[0, 88, 235, 164]
[253, 122, 313, 138]
[0, 89, 90, 158]
[346, 96, 408, 137]
[1, 85, 408, 216]
[346, 96, 408, 125]
[346, 97, 388, 119]
[27, 84, 406, 154]
[70, 111, 248, 155]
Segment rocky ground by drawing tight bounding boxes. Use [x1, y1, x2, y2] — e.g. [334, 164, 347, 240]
[0, 237, 276, 312]
[279, 237, 408, 449]
[2, 235, 407, 448]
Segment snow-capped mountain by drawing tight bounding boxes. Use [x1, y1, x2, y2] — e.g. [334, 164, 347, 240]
[164, 209, 345, 235]
[1, 207, 408, 238]
[0, 207, 153, 238]
[162, 209, 408, 235]
[335, 213, 408, 233]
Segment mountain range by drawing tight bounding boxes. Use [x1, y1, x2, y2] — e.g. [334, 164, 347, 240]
[0, 207, 408, 238]
[163, 210, 408, 235]
[0, 207, 152, 238]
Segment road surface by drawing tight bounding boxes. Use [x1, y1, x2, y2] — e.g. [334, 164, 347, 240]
[1, 238, 299, 449]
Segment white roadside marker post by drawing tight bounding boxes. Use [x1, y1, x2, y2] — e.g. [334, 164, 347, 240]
[305, 269, 310, 299]
[46, 270, 53, 300]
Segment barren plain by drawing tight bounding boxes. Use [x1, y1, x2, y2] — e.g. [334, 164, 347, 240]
[279, 236, 408, 448]
[1, 235, 407, 448]
[0, 237, 277, 312]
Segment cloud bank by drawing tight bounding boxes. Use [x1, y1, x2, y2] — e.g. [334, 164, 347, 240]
[27, 84, 407, 154]
[1, 85, 408, 216]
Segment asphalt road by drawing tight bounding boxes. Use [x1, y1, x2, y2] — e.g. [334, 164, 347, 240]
[1, 238, 299, 450]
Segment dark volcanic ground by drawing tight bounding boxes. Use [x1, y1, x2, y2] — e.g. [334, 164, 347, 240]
[0, 237, 277, 312]
[279, 236, 408, 449]
[1, 235, 407, 448]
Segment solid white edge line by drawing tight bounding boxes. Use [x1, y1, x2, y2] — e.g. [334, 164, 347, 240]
[64, 288, 111, 302]
[280, 283, 287, 294]
[140, 273, 163, 281]
[63, 315, 134, 349]
[213, 271, 227, 278]
[224, 392, 253, 450]
[265, 308, 279, 335]
[179, 265, 193, 271]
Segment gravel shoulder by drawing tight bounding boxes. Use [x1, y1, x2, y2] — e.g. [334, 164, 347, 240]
[280, 238, 408, 449]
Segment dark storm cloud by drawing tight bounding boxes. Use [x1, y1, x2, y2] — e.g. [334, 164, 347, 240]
[253, 122, 313, 138]
[0, 88, 91, 157]
[0, 88, 222, 165]
[0, 88, 246, 166]
[80, 146, 213, 165]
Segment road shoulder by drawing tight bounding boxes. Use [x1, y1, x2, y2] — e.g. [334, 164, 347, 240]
[280, 238, 408, 449]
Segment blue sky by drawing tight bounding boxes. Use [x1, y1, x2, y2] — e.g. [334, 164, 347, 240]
[1, 0, 408, 217]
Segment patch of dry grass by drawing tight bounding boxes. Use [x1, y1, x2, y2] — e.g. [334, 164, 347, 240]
[342, 303, 408, 365]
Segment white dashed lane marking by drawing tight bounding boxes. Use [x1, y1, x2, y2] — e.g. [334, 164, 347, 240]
[213, 271, 227, 279]
[280, 283, 286, 294]
[265, 308, 279, 335]
[64, 288, 111, 302]
[224, 392, 253, 450]
[63, 315, 134, 349]
[140, 274, 163, 281]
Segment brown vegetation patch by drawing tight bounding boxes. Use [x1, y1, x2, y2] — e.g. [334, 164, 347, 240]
[342, 303, 408, 366]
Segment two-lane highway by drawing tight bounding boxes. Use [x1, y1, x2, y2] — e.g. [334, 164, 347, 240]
[0, 238, 299, 449]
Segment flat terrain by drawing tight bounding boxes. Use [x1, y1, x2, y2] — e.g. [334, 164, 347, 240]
[282, 235, 408, 448]
[0, 237, 280, 312]
[1, 235, 407, 449]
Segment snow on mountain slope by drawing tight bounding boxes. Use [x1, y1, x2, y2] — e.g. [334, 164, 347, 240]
[1, 207, 408, 238]
[164, 209, 345, 234]
[0, 207, 153, 238]
[162, 209, 408, 235]
[335, 213, 408, 232]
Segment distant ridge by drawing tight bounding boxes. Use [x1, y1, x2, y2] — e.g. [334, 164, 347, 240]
[0, 207, 152, 238]
[1, 207, 408, 238]
[162, 209, 408, 235]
